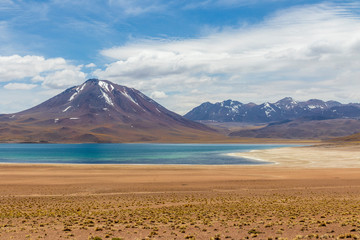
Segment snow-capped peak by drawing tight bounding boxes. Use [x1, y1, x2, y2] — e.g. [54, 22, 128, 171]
[98, 81, 114, 93]
[275, 97, 298, 109]
[261, 102, 276, 117]
[263, 102, 271, 108]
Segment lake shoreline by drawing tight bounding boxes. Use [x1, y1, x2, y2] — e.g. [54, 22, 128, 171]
[0, 143, 295, 165]
[232, 144, 360, 168]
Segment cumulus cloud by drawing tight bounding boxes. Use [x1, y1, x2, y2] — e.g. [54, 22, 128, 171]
[150, 91, 168, 99]
[39, 68, 87, 89]
[94, 2, 360, 114]
[0, 55, 87, 89]
[0, 54, 86, 113]
[4, 82, 37, 90]
[85, 63, 96, 68]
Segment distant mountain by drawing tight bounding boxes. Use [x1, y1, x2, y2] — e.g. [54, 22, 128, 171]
[184, 97, 360, 123]
[229, 119, 360, 140]
[0, 79, 218, 143]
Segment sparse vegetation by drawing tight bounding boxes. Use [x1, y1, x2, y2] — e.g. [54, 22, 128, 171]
[1, 190, 360, 239]
[0, 163, 359, 239]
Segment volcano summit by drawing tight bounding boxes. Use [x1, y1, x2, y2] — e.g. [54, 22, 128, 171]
[0, 79, 217, 143]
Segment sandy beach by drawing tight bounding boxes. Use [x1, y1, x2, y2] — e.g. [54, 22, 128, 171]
[1, 144, 360, 239]
[232, 144, 360, 168]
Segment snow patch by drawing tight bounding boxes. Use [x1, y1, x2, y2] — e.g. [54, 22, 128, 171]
[224, 104, 240, 113]
[122, 89, 139, 106]
[54, 118, 59, 123]
[308, 104, 324, 109]
[70, 118, 79, 120]
[69, 83, 87, 101]
[69, 92, 78, 101]
[230, 105, 239, 113]
[262, 102, 275, 117]
[99, 81, 113, 93]
[100, 89, 114, 106]
[62, 106, 72, 112]
[156, 108, 161, 113]
[79, 83, 87, 92]
[265, 110, 272, 117]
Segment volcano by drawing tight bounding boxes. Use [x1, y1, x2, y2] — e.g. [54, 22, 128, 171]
[0, 79, 218, 143]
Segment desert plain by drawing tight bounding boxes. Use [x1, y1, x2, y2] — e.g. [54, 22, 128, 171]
[1, 144, 360, 240]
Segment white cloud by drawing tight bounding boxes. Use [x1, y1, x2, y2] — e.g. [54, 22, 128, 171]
[85, 63, 96, 68]
[95, 2, 360, 114]
[4, 82, 37, 90]
[0, 55, 65, 81]
[150, 90, 167, 99]
[0, 55, 87, 89]
[0, 54, 87, 113]
[40, 68, 86, 89]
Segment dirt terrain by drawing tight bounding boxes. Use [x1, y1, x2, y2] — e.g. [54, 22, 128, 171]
[1, 144, 360, 239]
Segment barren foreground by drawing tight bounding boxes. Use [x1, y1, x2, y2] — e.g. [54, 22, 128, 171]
[1, 145, 360, 239]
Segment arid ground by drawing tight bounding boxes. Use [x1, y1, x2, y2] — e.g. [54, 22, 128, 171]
[1, 144, 360, 239]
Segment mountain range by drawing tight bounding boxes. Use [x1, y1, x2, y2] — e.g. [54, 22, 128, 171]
[184, 97, 360, 123]
[229, 118, 360, 140]
[0, 79, 220, 143]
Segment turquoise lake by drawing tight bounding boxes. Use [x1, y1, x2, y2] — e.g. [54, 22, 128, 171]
[0, 144, 291, 165]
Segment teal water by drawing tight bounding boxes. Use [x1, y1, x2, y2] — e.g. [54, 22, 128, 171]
[0, 144, 292, 165]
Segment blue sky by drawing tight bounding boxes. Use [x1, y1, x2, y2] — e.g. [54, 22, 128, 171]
[1, 0, 360, 114]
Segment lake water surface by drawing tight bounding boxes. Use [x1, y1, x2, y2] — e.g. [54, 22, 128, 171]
[0, 143, 292, 165]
